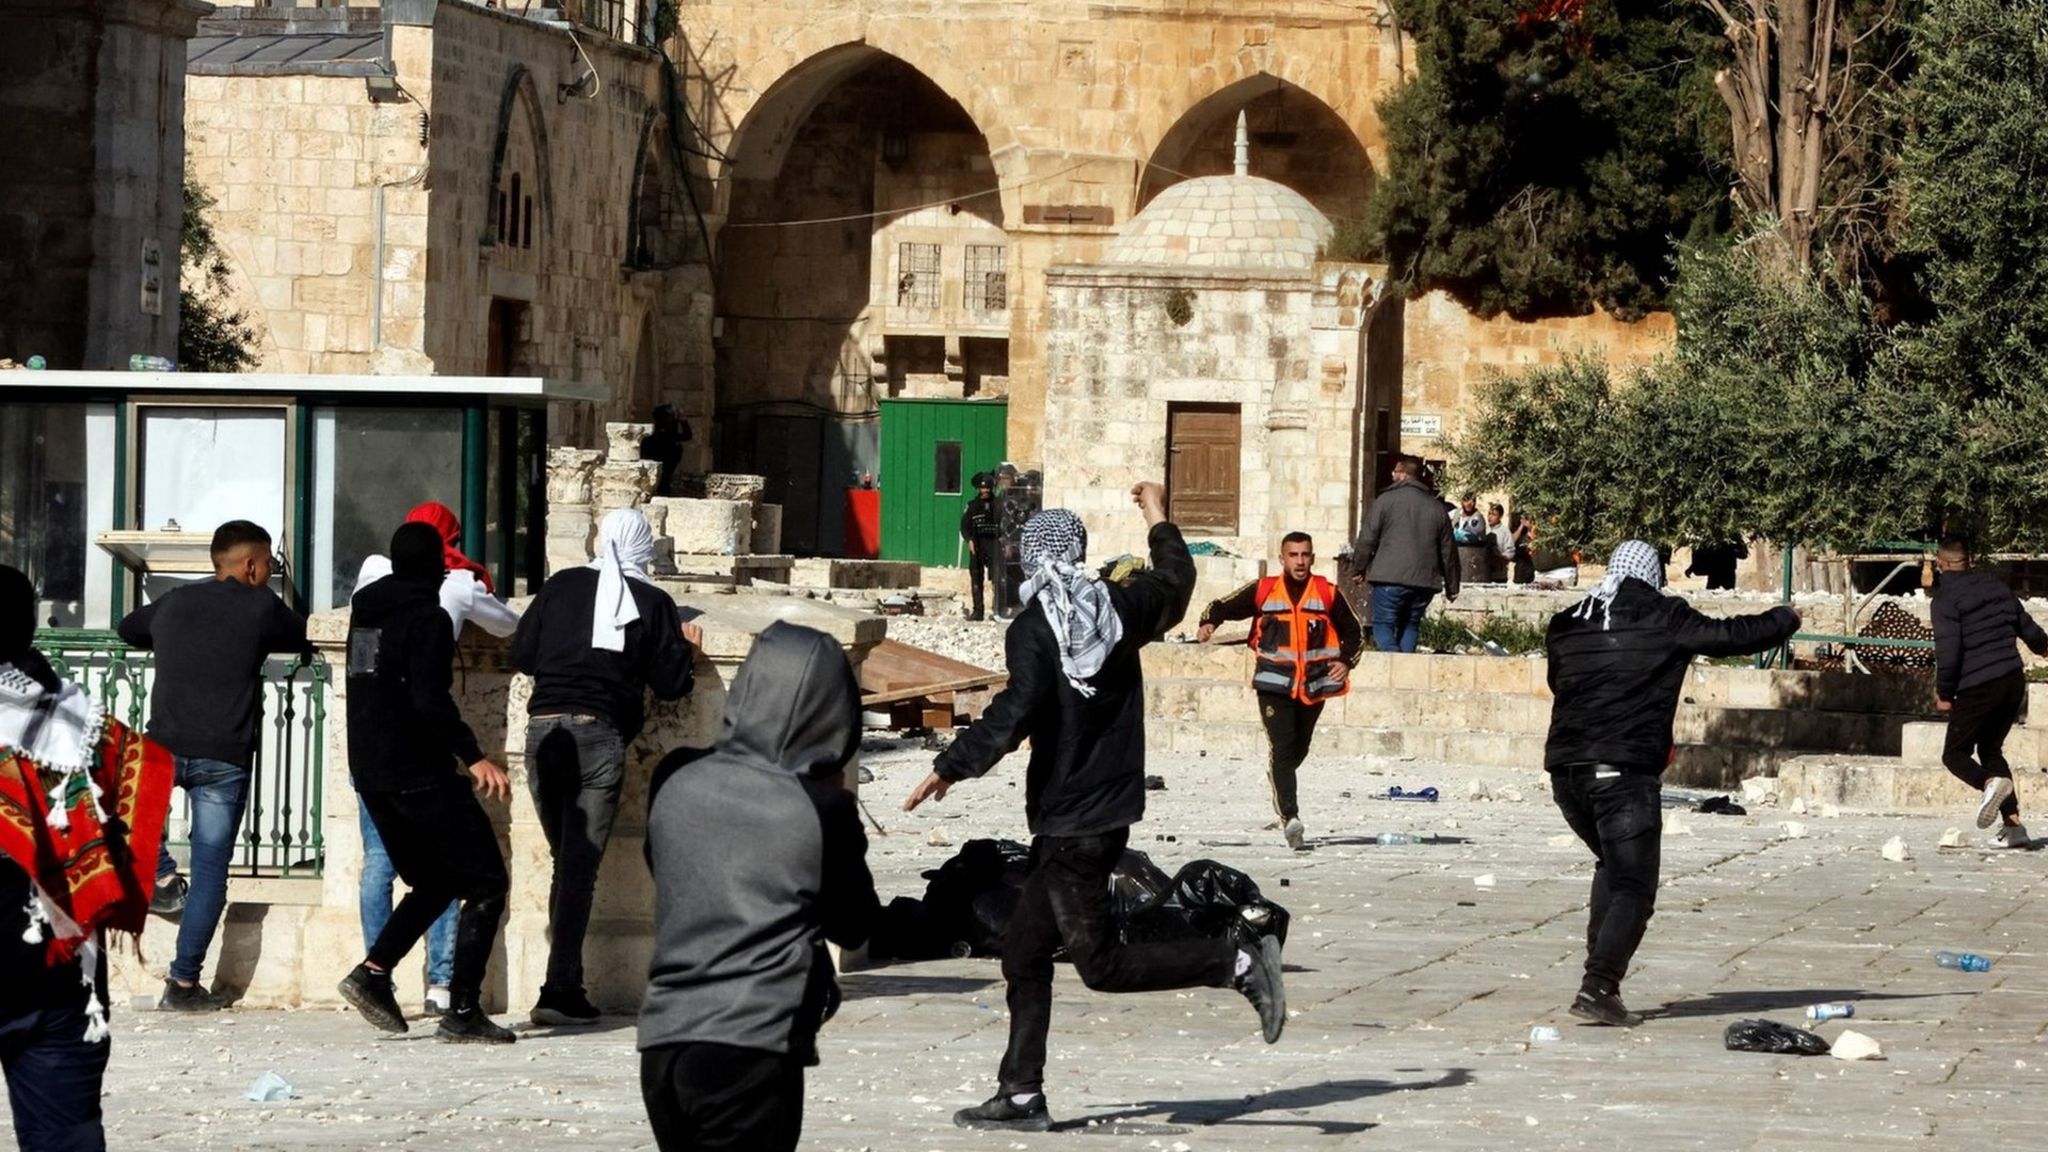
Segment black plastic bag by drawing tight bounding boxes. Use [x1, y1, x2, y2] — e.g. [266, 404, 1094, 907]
[1724, 1018, 1830, 1055]
[881, 838, 1033, 960]
[1121, 857, 1290, 949]
[1109, 848, 1174, 921]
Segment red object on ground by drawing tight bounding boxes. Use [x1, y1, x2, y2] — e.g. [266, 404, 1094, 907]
[845, 489, 881, 559]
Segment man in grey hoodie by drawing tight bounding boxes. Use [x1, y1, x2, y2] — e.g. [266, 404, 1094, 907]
[639, 622, 881, 1152]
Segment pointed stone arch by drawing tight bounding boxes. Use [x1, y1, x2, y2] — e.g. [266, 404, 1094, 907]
[484, 65, 555, 254]
[1139, 73, 1375, 223]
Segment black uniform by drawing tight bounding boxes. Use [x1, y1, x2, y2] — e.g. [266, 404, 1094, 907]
[961, 493, 1004, 621]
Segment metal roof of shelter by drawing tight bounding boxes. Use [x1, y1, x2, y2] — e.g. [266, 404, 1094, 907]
[0, 371, 606, 405]
[187, 31, 386, 76]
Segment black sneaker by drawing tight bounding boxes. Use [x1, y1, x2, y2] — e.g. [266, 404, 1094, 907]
[1569, 988, 1644, 1028]
[437, 1007, 517, 1045]
[150, 874, 188, 920]
[1234, 935, 1287, 1044]
[159, 978, 223, 1012]
[529, 987, 602, 1027]
[953, 1092, 1052, 1132]
[337, 964, 408, 1034]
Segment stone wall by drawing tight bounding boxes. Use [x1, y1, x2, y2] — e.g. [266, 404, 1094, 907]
[1040, 261, 1377, 565]
[184, 3, 716, 459]
[0, 0, 206, 369]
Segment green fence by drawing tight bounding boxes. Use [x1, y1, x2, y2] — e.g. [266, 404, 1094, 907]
[37, 630, 329, 878]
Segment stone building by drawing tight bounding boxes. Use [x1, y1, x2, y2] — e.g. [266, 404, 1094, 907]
[182, 0, 714, 460]
[674, 0, 1673, 555]
[0, 0, 211, 370]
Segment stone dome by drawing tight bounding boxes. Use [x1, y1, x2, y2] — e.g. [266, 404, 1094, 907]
[1104, 174, 1334, 271]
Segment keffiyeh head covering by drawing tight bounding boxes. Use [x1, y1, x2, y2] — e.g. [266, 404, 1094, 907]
[1018, 510, 1124, 696]
[589, 508, 656, 652]
[1575, 540, 1666, 630]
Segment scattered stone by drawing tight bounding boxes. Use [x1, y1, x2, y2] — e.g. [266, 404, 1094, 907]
[926, 829, 951, 848]
[1829, 1030, 1885, 1061]
[1790, 797, 1808, 815]
[1881, 836, 1911, 862]
[1547, 833, 1579, 848]
[1779, 821, 1808, 839]
[1467, 780, 1492, 802]
[1939, 827, 1966, 848]
[1741, 777, 1781, 807]
[1666, 814, 1694, 837]
[1495, 785, 1524, 803]
[1473, 874, 1496, 889]
[1821, 803, 1841, 819]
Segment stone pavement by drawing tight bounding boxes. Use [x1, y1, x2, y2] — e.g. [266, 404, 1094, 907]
[49, 741, 2048, 1150]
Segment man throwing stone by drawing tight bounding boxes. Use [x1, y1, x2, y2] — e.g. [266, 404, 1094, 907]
[1545, 540, 1797, 1026]
[1931, 537, 2047, 847]
[904, 483, 1286, 1133]
[1196, 531, 1362, 850]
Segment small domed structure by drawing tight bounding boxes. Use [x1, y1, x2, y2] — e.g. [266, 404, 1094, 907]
[1105, 175, 1334, 271]
[1105, 112, 1333, 271]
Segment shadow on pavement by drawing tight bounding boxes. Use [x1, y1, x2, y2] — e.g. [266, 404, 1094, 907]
[1052, 1067, 1474, 1135]
[1648, 989, 1946, 1020]
[840, 973, 1000, 998]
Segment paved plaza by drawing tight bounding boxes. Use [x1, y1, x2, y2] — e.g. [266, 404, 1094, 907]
[53, 739, 2048, 1150]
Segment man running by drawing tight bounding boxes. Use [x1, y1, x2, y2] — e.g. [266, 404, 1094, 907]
[1931, 537, 2048, 847]
[1196, 531, 1362, 850]
[1545, 540, 1797, 1026]
[904, 482, 1286, 1133]
[337, 523, 516, 1043]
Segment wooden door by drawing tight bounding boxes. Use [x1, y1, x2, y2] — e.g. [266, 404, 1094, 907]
[1166, 402, 1240, 533]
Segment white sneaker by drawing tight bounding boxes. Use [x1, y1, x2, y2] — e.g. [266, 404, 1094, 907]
[1997, 822, 2031, 849]
[1283, 818, 1306, 852]
[1977, 778, 2014, 829]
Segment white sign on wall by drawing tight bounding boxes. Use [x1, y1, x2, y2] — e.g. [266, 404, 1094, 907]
[1400, 413, 1444, 440]
[139, 239, 163, 317]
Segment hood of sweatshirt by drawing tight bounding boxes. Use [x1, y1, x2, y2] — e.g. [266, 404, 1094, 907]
[715, 620, 859, 779]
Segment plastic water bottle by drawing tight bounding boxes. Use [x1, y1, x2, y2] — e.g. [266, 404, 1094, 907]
[1376, 832, 1423, 845]
[1529, 1025, 1561, 1043]
[1806, 1003, 1854, 1022]
[1935, 950, 1991, 972]
[128, 354, 175, 371]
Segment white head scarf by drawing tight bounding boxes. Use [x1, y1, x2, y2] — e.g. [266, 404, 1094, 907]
[1017, 510, 1124, 696]
[1574, 539, 1666, 630]
[588, 508, 656, 652]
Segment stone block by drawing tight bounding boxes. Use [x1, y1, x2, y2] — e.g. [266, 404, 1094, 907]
[606, 421, 652, 463]
[657, 497, 753, 556]
[752, 503, 783, 554]
[545, 447, 604, 504]
[703, 473, 767, 506]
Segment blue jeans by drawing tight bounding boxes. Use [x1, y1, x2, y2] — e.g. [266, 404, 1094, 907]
[357, 805, 456, 988]
[153, 756, 250, 986]
[0, 993, 108, 1152]
[1369, 583, 1436, 653]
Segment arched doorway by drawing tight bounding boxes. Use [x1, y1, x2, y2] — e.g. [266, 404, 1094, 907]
[715, 48, 1006, 554]
[1140, 75, 1375, 224]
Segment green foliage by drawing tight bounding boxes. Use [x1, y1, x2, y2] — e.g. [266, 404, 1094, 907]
[178, 177, 257, 373]
[1413, 611, 1548, 655]
[1368, 0, 1728, 320]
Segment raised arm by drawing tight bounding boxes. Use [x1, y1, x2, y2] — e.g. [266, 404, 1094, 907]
[1670, 602, 1800, 659]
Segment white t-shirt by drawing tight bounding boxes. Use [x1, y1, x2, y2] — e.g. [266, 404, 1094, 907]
[352, 556, 521, 641]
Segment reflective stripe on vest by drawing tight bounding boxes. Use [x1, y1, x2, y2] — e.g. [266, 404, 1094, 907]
[1247, 574, 1350, 704]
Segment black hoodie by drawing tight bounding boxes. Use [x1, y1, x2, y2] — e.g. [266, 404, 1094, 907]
[639, 622, 880, 1062]
[345, 575, 484, 792]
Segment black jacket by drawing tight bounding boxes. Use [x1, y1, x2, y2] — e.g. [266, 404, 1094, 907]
[345, 576, 484, 792]
[1352, 479, 1460, 597]
[640, 622, 879, 1064]
[1544, 580, 1798, 772]
[960, 496, 1001, 542]
[117, 579, 308, 766]
[512, 567, 695, 741]
[933, 521, 1194, 836]
[1932, 569, 2048, 700]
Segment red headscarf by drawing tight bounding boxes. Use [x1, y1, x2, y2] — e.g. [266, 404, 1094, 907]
[404, 502, 494, 593]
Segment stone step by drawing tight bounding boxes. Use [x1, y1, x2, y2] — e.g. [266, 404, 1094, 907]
[1902, 718, 2048, 767]
[1775, 753, 2048, 812]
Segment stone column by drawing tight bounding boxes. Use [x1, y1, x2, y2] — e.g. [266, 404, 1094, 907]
[545, 447, 604, 573]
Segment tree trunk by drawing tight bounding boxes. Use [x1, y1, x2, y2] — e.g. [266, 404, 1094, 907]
[1702, 0, 1838, 274]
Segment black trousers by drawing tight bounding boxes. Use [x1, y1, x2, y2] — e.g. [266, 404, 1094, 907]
[1943, 671, 2026, 821]
[1258, 695, 1325, 822]
[0, 991, 107, 1152]
[968, 538, 1003, 620]
[1550, 768, 1662, 995]
[360, 781, 509, 1006]
[998, 829, 1237, 1095]
[641, 1042, 803, 1152]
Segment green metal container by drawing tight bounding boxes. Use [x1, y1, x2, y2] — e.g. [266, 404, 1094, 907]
[877, 398, 1008, 567]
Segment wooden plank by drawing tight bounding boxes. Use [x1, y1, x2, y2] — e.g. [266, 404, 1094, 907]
[861, 671, 1007, 707]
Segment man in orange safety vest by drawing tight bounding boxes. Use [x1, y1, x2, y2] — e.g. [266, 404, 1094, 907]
[1196, 532, 1363, 850]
